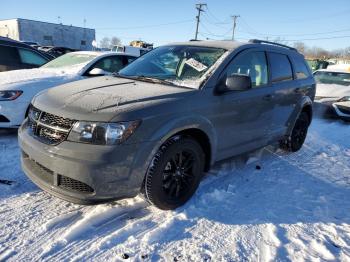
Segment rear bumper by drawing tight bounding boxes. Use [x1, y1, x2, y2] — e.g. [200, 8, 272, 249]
[18, 121, 156, 204]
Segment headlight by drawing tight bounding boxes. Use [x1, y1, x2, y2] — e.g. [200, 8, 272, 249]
[0, 90, 23, 101]
[67, 120, 141, 145]
[338, 96, 350, 102]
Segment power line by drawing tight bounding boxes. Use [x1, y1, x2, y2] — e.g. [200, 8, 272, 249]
[199, 22, 232, 38]
[262, 8, 350, 24]
[205, 6, 230, 25]
[239, 17, 350, 38]
[95, 19, 194, 30]
[285, 35, 350, 42]
[201, 13, 230, 30]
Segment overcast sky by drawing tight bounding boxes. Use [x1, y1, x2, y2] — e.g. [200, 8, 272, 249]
[3, 0, 350, 50]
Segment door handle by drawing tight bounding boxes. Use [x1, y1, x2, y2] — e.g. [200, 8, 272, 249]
[263, 94, 273, 101]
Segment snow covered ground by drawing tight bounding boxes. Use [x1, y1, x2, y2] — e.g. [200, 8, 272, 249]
[0, 117, 349, 261]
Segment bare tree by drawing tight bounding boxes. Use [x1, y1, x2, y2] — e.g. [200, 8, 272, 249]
[307, 46, 330, 59]
[99, 37, 111, 49]
[273, 37, 289, 46]
[293, 42, 306, 54]
[99, 36, 121, 49]
[288, 42, 350, 60]
[110, 37, 121, 47]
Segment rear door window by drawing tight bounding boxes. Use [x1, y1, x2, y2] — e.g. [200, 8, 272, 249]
[269, 53, 293, 83]
[0, 45, 21, 64]
[18, 48, 47, 66]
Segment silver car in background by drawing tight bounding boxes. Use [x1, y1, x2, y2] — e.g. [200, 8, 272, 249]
[314, 66, 350, 121]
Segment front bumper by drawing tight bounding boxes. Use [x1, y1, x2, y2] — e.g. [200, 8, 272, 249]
[332, 102, 350, 121]
[18, 122, 156, 204]
[0, 100, 29, 128]
[314, 100, 350, 120]
[313, 100, 338, 118]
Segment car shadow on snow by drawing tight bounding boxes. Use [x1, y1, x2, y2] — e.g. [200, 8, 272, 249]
[145, 147, 350, 259]
[187, 150, 350, 226]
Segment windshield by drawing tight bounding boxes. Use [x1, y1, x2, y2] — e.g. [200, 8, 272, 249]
[118, 45, 227, 88]
[314, 71, 350, 86]
[41, 53, 97, 69]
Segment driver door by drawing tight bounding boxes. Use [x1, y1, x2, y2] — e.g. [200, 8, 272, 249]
[210, 49, 275, 159]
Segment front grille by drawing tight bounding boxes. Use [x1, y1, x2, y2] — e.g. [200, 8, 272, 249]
[40, 111, 75, 130]
[39, 127, 68, 145]
[36, 161, 54, 175]
[27, 106, 75, 145]
[58, 175, 94, 193]
[23, 152, 94, 194]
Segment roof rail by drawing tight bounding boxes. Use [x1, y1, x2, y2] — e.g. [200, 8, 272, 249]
[249, 39, 297, 51]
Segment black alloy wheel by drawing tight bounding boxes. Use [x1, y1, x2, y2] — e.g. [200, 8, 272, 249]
[143, 137, 205, 210]
[281, 112, 310, 152]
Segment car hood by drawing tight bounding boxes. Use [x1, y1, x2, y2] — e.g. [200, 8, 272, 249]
[316, 83, 350, 100]
[0, 67, 80, 87]
[32, 76, 196, 122]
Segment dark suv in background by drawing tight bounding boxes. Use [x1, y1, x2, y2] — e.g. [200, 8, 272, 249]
[0, 37, 52, 72]
[19, 39, 315, 210]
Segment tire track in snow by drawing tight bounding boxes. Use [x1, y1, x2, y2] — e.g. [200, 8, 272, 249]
[57, 163, 245, 261]
[269, 131, 350, 188]
[38, 197, 149, 261]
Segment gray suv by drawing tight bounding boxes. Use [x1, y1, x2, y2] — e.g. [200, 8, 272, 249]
[19, 40, 315, 210]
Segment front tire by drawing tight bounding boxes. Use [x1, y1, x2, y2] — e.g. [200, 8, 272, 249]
[144, 137, 205, 210]
[281, 112, 310, 152]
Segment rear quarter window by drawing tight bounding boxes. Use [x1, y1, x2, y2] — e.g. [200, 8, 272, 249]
[0, 45, 21, 63]
[269, 52, 293, 83]
[292, 56, 311, 79]
[18, 48, 47, 66]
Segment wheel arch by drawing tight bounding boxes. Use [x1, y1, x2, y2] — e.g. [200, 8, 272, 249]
[168, 128, 212, 172]
[147, 116, 217, 171]
[286, 96, 313, 136]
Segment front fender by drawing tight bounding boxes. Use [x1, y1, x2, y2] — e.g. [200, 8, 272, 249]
[147, 114, 217, 166]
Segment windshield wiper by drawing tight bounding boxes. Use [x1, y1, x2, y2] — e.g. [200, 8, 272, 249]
[135, 75, 177, 86]
[114, 73, 176, 86]
[113, 73, 193, 89]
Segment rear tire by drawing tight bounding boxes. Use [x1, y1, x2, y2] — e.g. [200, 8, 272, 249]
[280, 112, 310, 152]
[143, 137, 205, 210]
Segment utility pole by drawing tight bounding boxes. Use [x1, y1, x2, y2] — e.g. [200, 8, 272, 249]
[231, 15, 240, 40]
[194, 3, 207, 40]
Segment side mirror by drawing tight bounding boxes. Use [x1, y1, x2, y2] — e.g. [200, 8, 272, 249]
[89, 68, 107, 76]
[216, 74, 252, 94]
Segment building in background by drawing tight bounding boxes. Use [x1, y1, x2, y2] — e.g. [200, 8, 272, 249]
[0, 18, 95, 50]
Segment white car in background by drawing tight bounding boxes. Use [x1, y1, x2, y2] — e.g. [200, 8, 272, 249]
[314, 65, 350, 121]
[112, 45, 151, 56]
[0, 51, 137, 128]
